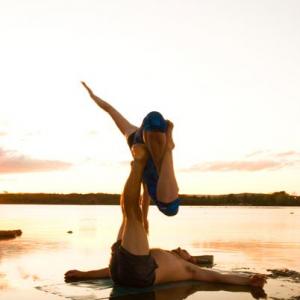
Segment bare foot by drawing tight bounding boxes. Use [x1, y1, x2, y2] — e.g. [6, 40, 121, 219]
[131, 144, 149, 163]
[249, 274, 267, 288]
[166, 120, 175, 150]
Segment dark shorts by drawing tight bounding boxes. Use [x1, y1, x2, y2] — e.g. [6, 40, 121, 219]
[127, 111, 180, 217]
[109, 240, 158, 288]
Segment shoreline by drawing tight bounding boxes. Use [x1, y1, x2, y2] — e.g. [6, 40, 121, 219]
[0, 191, 299, 206]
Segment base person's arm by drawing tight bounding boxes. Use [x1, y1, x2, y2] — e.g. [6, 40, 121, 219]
[190, 265, 267, 287]
[64, 267, 110, 282]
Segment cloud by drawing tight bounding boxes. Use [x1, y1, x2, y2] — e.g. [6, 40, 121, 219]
[181, 149, 300, 172]
[275, 151, 299, 157]
[0, 148, 71, 174]
[0, 132, 7, 137]
[182, 160, 291, 172]
[246, 150, 300, 159]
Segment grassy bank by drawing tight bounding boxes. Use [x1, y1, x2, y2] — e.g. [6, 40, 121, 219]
[0, 191, 299, 206]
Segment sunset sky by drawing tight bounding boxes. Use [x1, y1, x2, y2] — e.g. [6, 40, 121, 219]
[1, 0, 300, 195]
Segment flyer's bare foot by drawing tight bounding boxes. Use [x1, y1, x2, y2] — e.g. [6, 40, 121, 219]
[166, 120, 175, 150]
[249, 274, 267, 288]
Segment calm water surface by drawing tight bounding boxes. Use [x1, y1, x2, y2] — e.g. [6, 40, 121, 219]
[0, 205, 300, 300]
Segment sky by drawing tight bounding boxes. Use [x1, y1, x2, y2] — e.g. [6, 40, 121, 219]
[0, 0, 300, 195]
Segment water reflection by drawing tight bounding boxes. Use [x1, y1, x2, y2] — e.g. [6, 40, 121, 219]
[191, 240, 300, 271]
[0, 238, 64, 259]
[110, 282, 267, 300]
[1, 205, 300, 300]
[38, 279, 266, 300]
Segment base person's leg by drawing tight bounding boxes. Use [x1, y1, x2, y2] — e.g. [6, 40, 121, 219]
[121, 144, 150, 255]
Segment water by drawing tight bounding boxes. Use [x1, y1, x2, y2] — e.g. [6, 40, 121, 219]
[0, 205, 300, 300]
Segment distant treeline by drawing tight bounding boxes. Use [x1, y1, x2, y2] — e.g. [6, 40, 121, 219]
[0, 191, 299, 206]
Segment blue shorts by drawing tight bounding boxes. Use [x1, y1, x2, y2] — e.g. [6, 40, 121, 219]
[127, 111, 180, 216]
